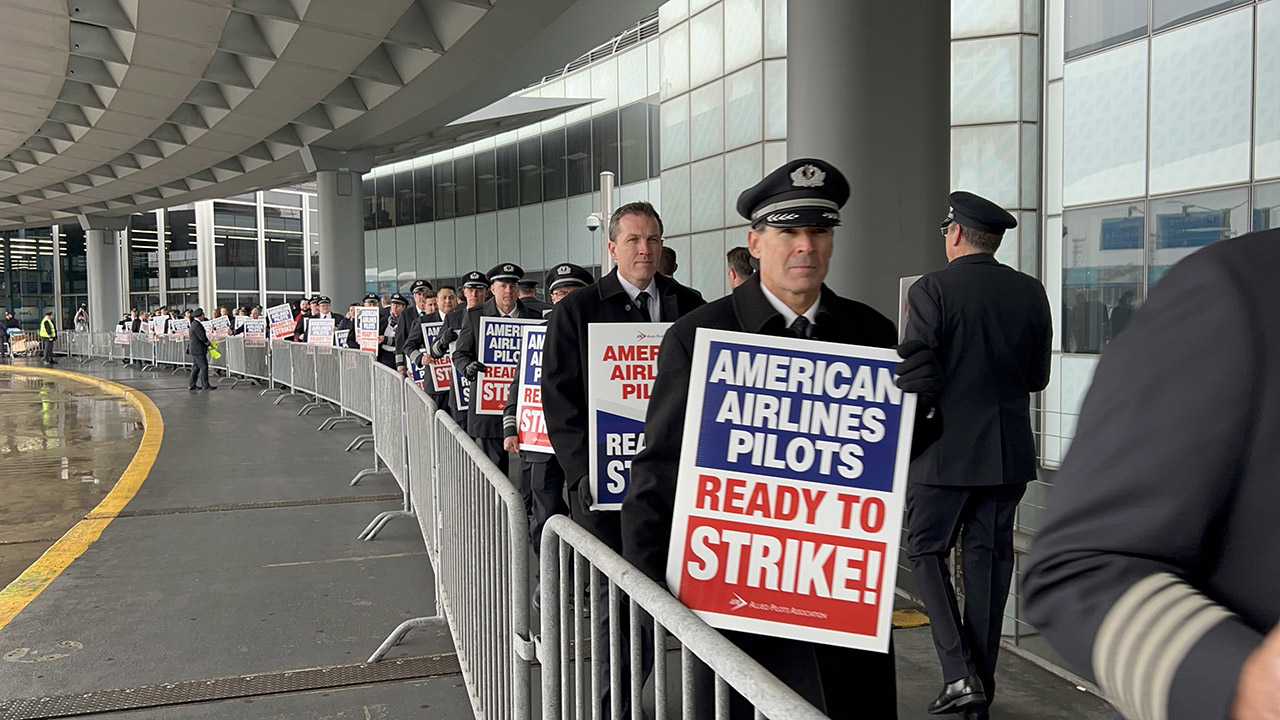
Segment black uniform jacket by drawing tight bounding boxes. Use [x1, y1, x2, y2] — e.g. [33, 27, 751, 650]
[393, 305, 420, 367]
[453, 298, 544, 438]
[1024, 231, 1280, 720]
[188, 318, 211, 356]
[622, 273, 898, 718]
[522, 297, 553, 316]
[543, 268, 705, 493]
[405, 309, 442, 365]
[904, 253, 1052, 486]
[429, 305, 469, 359]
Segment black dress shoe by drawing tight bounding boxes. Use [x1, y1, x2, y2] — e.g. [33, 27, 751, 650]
[963, 707, 990, 720]
[928, 675, 986, 714]
[205, 385, 217, 390]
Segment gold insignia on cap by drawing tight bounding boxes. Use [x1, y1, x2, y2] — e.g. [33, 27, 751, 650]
[790, 164, 826, 188]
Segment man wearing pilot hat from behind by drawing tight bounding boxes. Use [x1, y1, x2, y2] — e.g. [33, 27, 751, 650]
[623, 158, 900, 719]
[895, 191, 1052, 720]
[452, 263, 544, 473]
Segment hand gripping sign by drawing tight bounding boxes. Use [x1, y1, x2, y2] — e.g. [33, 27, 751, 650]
[516, 325, 552, 453]
[354, 307, 380, 353]
[588, 322, 671, 510]
[475, 317, 544, 415]
[267, 303, 294, 340]
[666, 330, 915, 653]
[452, 362, 472, 412]
[421, 322, 454, 394]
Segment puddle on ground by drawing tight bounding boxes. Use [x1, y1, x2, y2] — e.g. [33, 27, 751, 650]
[0, 370, 143, 588]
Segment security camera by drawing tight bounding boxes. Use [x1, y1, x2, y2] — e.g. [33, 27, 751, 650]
[585, 214, 602, 232]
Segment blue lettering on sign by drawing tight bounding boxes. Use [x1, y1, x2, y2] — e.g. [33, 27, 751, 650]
[1099, 216, 1144, 250]
[593, 410, 645, 506]
[522, 329, 546, 385]
[693, 341, 904, 493]
[1156, 211, 1227, 248]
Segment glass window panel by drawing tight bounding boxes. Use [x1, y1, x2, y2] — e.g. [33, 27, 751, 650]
[363, 178, 376, 230]
[661, 164, 691, 236]
[434, 162, 455, 220]
[764, 0, 786, 58]
[1154, 0, 1250, 31]
[263, 190, 302, 207]
[689, 155, 724, 232]
[519, 137, 543, 206]
[264, 207, 305, 292]
[1023, 0, 1041, 33]
[1064, 0, 1148, 59]
[496, 144, 519, 209]
[412, 166, 434, 222]
[994, 225, 1020, 268]
[688, 79, 724, 161]
[1048, 0, 1065, 80]
[393, 171, 413, 226]
[1047, 81, 1064, 215]
[648, 101, 661, 179]
[591, 57, 618, 111]
[1019, 211, 1040, 279]
[396, 225, 416, 282]
[475, 150, 498, 213]
[723, 144, 762, 226]
[1022, 35, 1040, 122]
[659, 21, 689, 100]
[1021, 123, 1039, 209]
[952, 0, 1022, 38]
[127, 212, 161, 294]
[1149, 187, 1250, 287]
[1149, 8, 1252, 195]
[1257, 1, 1280, 180]
[1254, 182, 1280, 231]
[542, 129, 567, 201]
[592, 111, 620, 191]
[690, 230, 726, 300]
[618, 46, 648, 105]
[165, 208, 199, 293]
[951, 124, 1021, 209]
[763, 59, 786, 140]
[952, 37, 1021, 126]
[59, 225, 87, 295]
[724, 64, 763, 150]
[689, 3, 724, 89]
[660, 93, 690, 169]
[374, 175, 393, 228]
[619, 103, 651, 185]
[565, 121, 593, 196]
[723, 0, 763, 73]
[1062, 202, 1145, 354]
[1062, 40, 1148, 206]
[454, 156, 476, 217]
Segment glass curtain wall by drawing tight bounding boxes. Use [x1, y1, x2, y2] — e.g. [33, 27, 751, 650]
[59, 224, 88, 327]
[1, 228, 56, 327]
[166, 208, 199, 310]
[127, 213, 161, 312]
[211, 202, 259, 312]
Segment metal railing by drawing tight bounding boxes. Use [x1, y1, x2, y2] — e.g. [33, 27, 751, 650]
[44, 333, 869, 720]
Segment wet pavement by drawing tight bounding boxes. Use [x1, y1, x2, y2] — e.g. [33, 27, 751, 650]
[0, 366, 142, 588]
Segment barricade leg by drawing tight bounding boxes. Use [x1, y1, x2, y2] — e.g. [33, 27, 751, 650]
[358, 469, 412, 540]
[350, 453, 389, 486]
[366, 616, 449, 664]
[298, 399, 332, 416]
[345, 433, 373, 451]
[317, 409, 361, 431]
[229, 376, 260, 388]
[273, 390, 307, 405]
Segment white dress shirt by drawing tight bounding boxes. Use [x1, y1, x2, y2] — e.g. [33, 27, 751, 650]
[759, 282, 819, 330]
[617, 273, 662, 322]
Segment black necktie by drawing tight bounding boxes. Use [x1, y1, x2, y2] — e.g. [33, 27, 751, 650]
[635, 291, 652, 322]
[790, 316, 812, 339]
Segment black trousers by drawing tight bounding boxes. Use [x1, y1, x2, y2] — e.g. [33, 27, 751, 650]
[188, 352, 211, 388]
[906, 482, 1026, 702]
[523, 455, 568, 557]
[41, 337, 54, 362]
[477, 436, 509, 477]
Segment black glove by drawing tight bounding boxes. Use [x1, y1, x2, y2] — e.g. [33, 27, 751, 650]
[464, 361, 485, 380]
[441, 326, 457, 345]
[894, 339, 941, 400]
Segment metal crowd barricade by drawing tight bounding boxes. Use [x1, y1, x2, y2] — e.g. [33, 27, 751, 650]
[209, 337, 228, 376]
[264, 339, 293, 398]
[132, 334, 157, 371]
[287, 342, 323, 414]
[71, 332, 91, 362]
[425, 411, 535, 720]
[540, 518, 828, 720]
[366, 381, 448, 661]
[107, 334, 129, 364]
[322, 347, 371, 437]
[352, 362, 406, 500]
[312, 346, 352, 430]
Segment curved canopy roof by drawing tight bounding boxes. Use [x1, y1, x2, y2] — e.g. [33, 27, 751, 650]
[0, 0, 655, 229]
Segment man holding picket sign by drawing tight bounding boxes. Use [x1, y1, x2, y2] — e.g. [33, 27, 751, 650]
[624, 159, 922, 719]
[452, 264, 544, 474]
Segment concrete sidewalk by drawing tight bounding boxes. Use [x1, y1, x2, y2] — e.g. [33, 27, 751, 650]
[0, 359, 1112, 719]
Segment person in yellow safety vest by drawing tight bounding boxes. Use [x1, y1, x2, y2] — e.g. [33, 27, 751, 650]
[38, 309, 58, 365]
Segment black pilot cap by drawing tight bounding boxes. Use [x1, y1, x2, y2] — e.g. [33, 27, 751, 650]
[363, 293, 379, 303]
[193, 308, 205, 318]
[547, 263, 594, 291]
[736, 158, 850, 228]
[462, 271, 489, 289]
[517, 279, 538, 290]
[943, 191, 1017, 234]
[409, 279, 433, 294]
[488, 263, 524, 284]
[389, 293, 408, 306]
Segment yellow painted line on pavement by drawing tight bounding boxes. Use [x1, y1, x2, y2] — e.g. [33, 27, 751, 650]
[0, 366, 163, 632]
